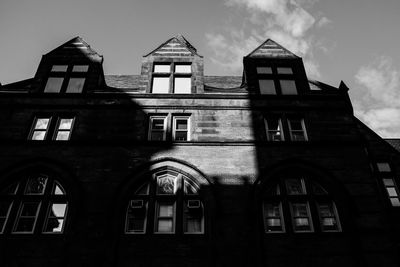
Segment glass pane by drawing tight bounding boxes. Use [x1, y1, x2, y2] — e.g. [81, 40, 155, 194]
[266, 118, 280, 131]
[291, 203, 309, 217]
[53, 182, 66, 195]
[66, 78, 85, 93]
[277, 67, 293, 74]
[154, 64, 170, 73]
[185, 218, 202, 233]
[175, 119, 188, 130]
[151, 131, 164, 141]
[280, 80, 297, 95]
[285, 179, 306, 195]
[157, 219, 173, 232]
[158, 204, 174, 217]
[51, 65, 68, 72]
[259, 79, 276, 94]
[1, 183, 19, 195]
[135, 183, 149, 195]
[35, 118, 50, 130]
[256, 67, 272, 74]
[390, 198, 400, 207]
[318, 204, 334, 217]
[25, 176, 48, 194]
[152, 77, 169, 93]
[386, 187, 398, 197]
[294, 218, 310, 226]
[44, 218, 64, 233]
[20, 202, 40, 216]
[291, 131, 306, 141]
[14, 218, 36, 232]
[126, 217, 145, 232]
[264, 203, 281, 217]
[157, 175, 177, 194]
[174, 77, 191, 93]
[49, 203, 67, 217]
[152, 118, 165, 130]
[174, 131, 188, 141]
[175, 64, 191, 73]
[44, 77, 64, 93]
[383, 179, 395, 186]
[266, 218, 281, 227]
[377, 162, 391, 172]
[322, 217, 336, 226]
[58, 118, 74, 130]
[289, 119, 303, 130]
[184, 180, 199, 195]
[31, 131, 46, 140]
[72, 65, 89, 72]
[55, 131, 70, 141]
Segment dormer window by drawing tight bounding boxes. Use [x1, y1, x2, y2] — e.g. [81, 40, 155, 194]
[151, 63, 192, 94]
[44, 65, 89, 93]
[257, 66, 298, 95]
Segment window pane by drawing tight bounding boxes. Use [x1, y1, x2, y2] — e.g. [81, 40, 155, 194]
[175, 64, 191, 73]
[72, 65, 89, 72]
[20, 202, 41, 216]
[289, 119, 303, 130]
[152, 77, 169, 93]
[280, 80, 297, 95]
[49, 203, 67, 217]
[257, 67, 272, 74]
[291, 131, 307, 141]
[377, 162, 391, 172]
[55, 131, 70, 141]
[53, 182, 66, 195]
[150, 132, 164, 141]
[58, 118, 74, 130]
[175, 119, 188, 130]
[14, 218, 36, 232]
[126, 201, 147, 233]
[266, 118, 283, 141]
[285, 179, 306, 195]
[157, 175, 177, 194]
[383, 178, 395, 186]
[277, 67, 293, 74]
[157, 219, 173, 232]
[152, 118, 165, 130]
[44, 77, 64, 93]
[35, 118, 50, 130]
[259, 79, 276, 94]
[31, 131, 46, 141]
[174, 131, 188, 141]
[291, 202, 312, 232]
[66, 78, 85, 93]
[264, 202, 284, 232]
[390, 198, 400, 207]
[158, 204, 174, 217]
[386, 187, 398, 197]
[185, 218, 202, 233]
[154, 64, 170, 73]
[51, 65, 68, 72]
[292, 203, 309, 217]
[25, 176, 48, 194]
[174, 77, 191, 93]
[184, 180, 199, 195]
[44, 218, 64, 233]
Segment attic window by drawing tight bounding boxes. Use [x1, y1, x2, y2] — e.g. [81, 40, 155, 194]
[44, 65, 89, 94]
[151, 63, 192, 94]
[257, 66, 298, 95]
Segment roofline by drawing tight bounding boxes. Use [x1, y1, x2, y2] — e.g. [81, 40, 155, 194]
[143, 35, 202, 57]
[245, 38, 300, 58]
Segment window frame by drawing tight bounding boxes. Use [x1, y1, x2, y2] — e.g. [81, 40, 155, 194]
[52, 117, 76, 141]
[172, 116, 190, 141]
[151, 62, 192, 94]
[376, 162, 400, 207]
[43, 64, 89, 94]
[264, 116, 284, 141]
[148, 115, 168, 141]
[28, 117, 52, 141]
[28, 115, 76, 141]
[256, 65, 298, 95]
[287, 117, 308, 141]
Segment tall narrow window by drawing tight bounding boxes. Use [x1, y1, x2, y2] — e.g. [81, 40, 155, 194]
[262, 177, 341, 233]
[54, 118, 75, 141]
[148, 116, 167, 141]
[0, 175, 68, 234]
[377, 162, 400, 207]
[173, 116, 189, 141]
[152, 64, 171, 93]
[264, 117, 284, 141]
[288, 118, 308, 141]
[29, 117, 51, 141]
[174, 64, 191, 94]
[125, 169, 204, 234]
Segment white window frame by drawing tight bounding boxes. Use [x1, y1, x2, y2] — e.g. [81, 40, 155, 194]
[53, 117, 75, 141]
[172, 116, 190, 141]
[148, 116, 168, 141]
[288, 118, 308, 141]
[154, 201, 176, 234]
[29, 117, 52, 141]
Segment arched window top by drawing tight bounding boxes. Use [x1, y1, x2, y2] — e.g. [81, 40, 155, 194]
[0, 173, 68, 234]
[262, 177, 341, 234]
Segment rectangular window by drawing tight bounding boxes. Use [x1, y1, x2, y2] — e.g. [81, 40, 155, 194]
[173, 116, 189, 141]
[277, 67, 293, 74]
[54, 118, 75, 141]
[317, 202, 341, 231]
[257, 67, 273, 74]
[259, 79, 276, 95]
[383, 178, 400, 206]
[66, 78, 85, 93]
[265, 117, 284, 141]
[29, 117, 51, 141]
[377, 162, 391, 172]
[290, 202, 313, 232]
[149, 116, 167, 141]
[155, 202, 175, 233]
[288, 118, 308, 141]
[51, 65, 68, 72]
[126, 200, 147, 234]
[174, 77, 191, 93]
[44, 77, 64, 93]
[263, 202, 285, 233]
[280, 80, 297, 95]
[152, 77, 170, 93]
[0, 201, 13, 233]
[154, 64, 171, 73]
[13, 202, 41, 233]
[43, 203, 67, 233]
[72, 65, 89, 72]
[285, 178, 306, 195]
[184, 200, 204, 234]
[175, 64, 191, 73]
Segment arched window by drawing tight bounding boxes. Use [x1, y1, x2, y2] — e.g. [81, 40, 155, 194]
[262, 177, 341, 233]
[0, 174, 68, 234]
[125, 169, 204, 234]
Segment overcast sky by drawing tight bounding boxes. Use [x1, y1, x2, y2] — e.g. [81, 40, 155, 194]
[1, 0, 400, 137]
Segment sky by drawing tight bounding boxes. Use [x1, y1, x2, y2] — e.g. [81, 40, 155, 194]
[1, 0, 400, 137]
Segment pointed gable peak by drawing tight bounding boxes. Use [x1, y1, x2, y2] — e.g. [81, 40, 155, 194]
[144, 34, 201, 57]
[247, 38, 299, 59]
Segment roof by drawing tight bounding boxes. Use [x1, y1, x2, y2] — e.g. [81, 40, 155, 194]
[385, 139, 400, 152]
[144, 35, 201, 57]
[246, 39, 299, 58]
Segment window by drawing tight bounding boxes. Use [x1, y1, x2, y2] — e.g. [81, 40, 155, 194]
[288, 118, 308, 141]
[44, 64, 89, 93]
[262, 178, 341, 233]
[257, 66, 298, 95]
[264, 117, 284, 141]
[29, 116, 75, 141]
[151, 63, 192, 94]
[0, 174, 68, 234]
[376, 162, 400, 207]
[125, 170, 204, 234]
[148, 114, 190, 141]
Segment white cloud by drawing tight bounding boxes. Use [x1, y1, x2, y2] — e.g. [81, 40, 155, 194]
[206, 0, 328, 77]
[316, 17, 331, 28]
[354, 56, 400, 137]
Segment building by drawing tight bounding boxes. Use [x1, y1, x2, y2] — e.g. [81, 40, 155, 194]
[0, 35, 400, 267]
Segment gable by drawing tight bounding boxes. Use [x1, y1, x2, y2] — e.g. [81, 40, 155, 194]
[247, 39, 298, 58]
[144, 35, 200, 57]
